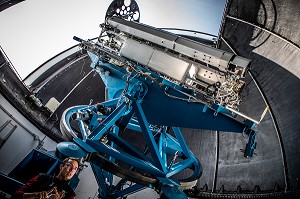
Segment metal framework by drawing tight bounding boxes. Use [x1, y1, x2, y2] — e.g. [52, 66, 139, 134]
[59, 16, 258, 198]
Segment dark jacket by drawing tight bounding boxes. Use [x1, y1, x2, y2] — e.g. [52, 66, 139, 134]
[11, 173, 75, 199]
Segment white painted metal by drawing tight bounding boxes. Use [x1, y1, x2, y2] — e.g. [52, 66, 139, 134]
[0, 95, 57, 174]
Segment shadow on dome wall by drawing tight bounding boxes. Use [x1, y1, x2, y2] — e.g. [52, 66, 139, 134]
[170, 0, 300, 198]
[199, 0, 300, 195]
[163, 0, 300, 196]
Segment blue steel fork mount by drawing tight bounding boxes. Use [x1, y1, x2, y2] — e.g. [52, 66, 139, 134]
[60, 17, 259, 198]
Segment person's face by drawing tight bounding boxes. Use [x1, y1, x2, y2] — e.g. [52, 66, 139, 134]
[59, 160, 78, 180]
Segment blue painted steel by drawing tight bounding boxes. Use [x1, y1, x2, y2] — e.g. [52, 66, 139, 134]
[90, 53, 256, 133]
[158, 130, 168, 168]
[126, 122, 142, 132]
[78, 120, 88, 141]
[99, 71, 129, 100]
[107, 131, 148, 160]
[164, 134, 184, 155]
[88, 110, 105, 133]
[88, 102, 128, 140]
[86, 139, 166, 177]
[157, 177, 180, 188]
[99, 98, 119, 107]
[73, 137, 97, 153]
[64, 36, 259, 198]
[172, 127, 191, 158]
[141, 82, 255, 132]
[132, 102, 166, 171]
[166, 158, 194, 178]
[90, 164, 110, 198]
[108, 125, 119, 166]
[61, 84, 202, 198]
[56, 142, 87, 158]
